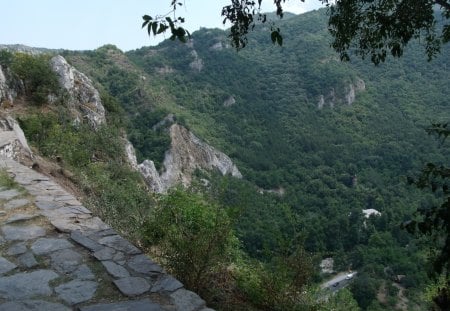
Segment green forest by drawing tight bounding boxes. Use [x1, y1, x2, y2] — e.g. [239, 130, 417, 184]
[3, 7, 449, 311]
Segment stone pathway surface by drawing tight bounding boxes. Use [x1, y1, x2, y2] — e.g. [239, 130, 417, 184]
[0, 157, 213, 311]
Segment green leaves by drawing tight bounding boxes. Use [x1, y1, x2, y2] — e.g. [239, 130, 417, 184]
[142, 189, 236, 292]
[142, 15, 190, 43]
[329, 0, 447, 64]
[270, 29, 283, 46]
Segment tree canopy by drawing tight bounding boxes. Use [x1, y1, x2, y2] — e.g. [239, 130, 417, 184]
[143, 0, 450, 64]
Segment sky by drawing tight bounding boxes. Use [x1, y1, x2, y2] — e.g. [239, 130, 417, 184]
[0, 0, 324, 51]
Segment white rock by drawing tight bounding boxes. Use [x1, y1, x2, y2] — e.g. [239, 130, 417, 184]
[138, 160, 164, 193]
[124, 139, 138, 170]
[362, 208, 381, 218]
[139, 124, 242, 193]
[0, 116, 33, 160]
[50, 55, 106, 129]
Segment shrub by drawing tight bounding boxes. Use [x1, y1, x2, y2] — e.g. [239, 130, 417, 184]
[11, 53, 59, 105]
[142, 189, 237, 292]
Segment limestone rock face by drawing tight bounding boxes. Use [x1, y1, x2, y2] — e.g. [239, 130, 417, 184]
[50, 55, 106, 129]
[317, 78, 366, 108]
[0, 116, 33, 161]
[138, 124, 242, 193]
[0, 66, 20, 106]
[124, 139, 138, 171]
[189, 50, 204, 72]
[345, 78, 366, 105]
[138, 160, 164, 193]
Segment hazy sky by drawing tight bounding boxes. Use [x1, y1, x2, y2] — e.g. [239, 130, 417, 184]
[0, 0, 324, 51]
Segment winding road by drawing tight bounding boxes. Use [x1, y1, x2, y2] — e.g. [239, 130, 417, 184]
[321, 271, 357, 293]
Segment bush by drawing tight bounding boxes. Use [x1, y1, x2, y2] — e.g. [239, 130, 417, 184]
[11, 53, 59, 105]
[142, 189, 237, 292]
[0, 50, 13, 67]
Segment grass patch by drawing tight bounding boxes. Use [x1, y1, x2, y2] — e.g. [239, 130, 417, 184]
[88, 260, 124, 302]
[0, 169, 19, 189]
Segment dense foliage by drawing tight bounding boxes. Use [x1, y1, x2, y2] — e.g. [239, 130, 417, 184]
[129, 9, 450, 309]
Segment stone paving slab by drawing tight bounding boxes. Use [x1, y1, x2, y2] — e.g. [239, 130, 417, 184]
[0, 256, 17, 275]
[0, 156, 212, 310]
[79, 299, 165, 311]
[5, 213, 39, 224]
[0, 270, 58, 299]
[0, 299, 71, 311]
[30, 237, 73, 255]
[0, 189, 20, 201]
[55, 280, 98, 305]
[1, 224, 46, 241]
[4, 198, 30, 210]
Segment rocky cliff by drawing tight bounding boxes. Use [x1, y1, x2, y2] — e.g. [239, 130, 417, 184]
[1, 53, 106, 130]
[50, 55, 106, 129]
[317, 78, 366, 108]
[138, 124, 242, 193]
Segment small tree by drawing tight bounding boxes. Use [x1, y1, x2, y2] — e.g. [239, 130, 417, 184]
[142, 189, 237, 292]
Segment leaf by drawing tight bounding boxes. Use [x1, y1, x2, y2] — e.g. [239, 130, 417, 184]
[276, 33, 283, 46]
[271, 31, 277, 44]
[147, 23, 153, 35]
[179, 35, 187, 43]
[142, 15, 152, 21]
[152, 22, 158, 36]
[157, 24, 168, 34]
[176, 27, 186, 37]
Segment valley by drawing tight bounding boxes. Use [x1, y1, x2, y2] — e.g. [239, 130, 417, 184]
[0, 7, 449, 310]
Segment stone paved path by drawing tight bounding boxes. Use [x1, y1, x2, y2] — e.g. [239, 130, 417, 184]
[0, 157, 213, 311]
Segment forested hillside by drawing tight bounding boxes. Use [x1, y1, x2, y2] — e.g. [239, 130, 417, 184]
[3, 7, 449, 310]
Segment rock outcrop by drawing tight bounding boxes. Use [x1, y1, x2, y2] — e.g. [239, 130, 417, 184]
[138, 124, 242, 193]
[139, 160, 165, 193]
[0, 66, 21, 107]
[0, 116, 32, 161]
[345, 78, 366, 105]
[50, 56, 106, 129]
[189, 50, 204, 72]
[223, 95, 236, 107]
[317, 78, 366, 108]
[124, 139, 138, 171]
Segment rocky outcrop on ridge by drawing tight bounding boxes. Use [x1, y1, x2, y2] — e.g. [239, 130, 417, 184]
[50, 55, 106, 129]
[138, 124, 242, 193]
